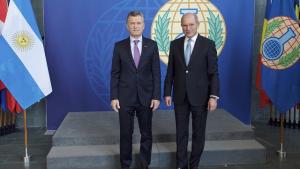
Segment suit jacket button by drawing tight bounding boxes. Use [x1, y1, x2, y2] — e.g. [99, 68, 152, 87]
[185, 70, 188, 74]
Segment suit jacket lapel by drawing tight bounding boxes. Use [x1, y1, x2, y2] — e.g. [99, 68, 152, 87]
[179, 37, 187, 68]
[137, 37, 148, 70]
[125, 37, 137, 69]
[188, 34, 203, 67]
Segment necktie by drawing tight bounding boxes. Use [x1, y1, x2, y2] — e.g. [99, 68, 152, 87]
[133, 40, 140, 68]
[185, 38, 192, 66]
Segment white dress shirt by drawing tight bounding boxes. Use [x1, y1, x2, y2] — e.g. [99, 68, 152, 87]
[184, 34, 198, 55]
[130, 36, 142, 59]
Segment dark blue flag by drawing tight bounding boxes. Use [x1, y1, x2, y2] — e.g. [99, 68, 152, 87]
[261, 0, 300, 112]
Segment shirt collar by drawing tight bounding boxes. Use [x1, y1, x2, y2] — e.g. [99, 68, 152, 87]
[185, 34, 198, 43]
[130, 36, 143, 43]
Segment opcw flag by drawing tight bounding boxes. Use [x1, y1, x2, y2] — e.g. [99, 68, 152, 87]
[0, 0, 7, 31]
[0, 0, 52, 109]
[261, 0, 300, 112]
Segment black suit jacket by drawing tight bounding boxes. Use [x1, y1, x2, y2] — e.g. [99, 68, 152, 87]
[110, 37, 161, 107]
[164, 34, 219, 106]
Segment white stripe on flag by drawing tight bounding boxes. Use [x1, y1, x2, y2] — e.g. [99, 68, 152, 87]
[2, 0, 52, 96]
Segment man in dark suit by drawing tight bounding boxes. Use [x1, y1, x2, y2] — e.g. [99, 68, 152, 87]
[164, 13, 220, 169]
[110, 11, 161, 169]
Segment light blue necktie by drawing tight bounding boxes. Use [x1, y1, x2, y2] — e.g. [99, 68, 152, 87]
[185, 38, 192, 66]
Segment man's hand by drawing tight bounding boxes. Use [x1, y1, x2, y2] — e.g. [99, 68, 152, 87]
[207, 98, 217, 112]
[150, 99, 160, 111]
[164, 96, 172, 107]
[111, 99, 120, 112]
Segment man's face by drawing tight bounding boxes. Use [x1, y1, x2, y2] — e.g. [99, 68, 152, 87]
[127, 15, 145, 38]
[181, 14, 199, 38]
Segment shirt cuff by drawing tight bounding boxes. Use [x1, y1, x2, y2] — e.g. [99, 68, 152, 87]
[209, 95, 219, 100]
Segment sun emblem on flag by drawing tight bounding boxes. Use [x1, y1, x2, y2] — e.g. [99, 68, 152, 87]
[11, 31, 34, 52]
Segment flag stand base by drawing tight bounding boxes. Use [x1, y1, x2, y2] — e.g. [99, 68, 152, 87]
[24, 154, 31, 166]
[24, 147, 31, 166]
[277, 144, 286, 159]
[277, 150, 286, 158]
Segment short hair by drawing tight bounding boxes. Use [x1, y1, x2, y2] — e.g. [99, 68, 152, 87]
[126, 11, 144, 23]
[181, 13, 200, 25]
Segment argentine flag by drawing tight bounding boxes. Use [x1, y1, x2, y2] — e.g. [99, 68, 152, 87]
[0, 0, 52, 109]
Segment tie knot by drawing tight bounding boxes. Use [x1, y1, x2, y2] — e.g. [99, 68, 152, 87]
[188, 38, 192, 43]
[133, 40, 139, 45]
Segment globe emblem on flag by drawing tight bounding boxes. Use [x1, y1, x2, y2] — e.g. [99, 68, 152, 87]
[151, 0, 226, 64]
[84, 0, 165, 108]
[262, 16, 300, 70]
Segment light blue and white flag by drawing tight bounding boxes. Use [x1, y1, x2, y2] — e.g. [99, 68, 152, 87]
[0, 0, 52, 109]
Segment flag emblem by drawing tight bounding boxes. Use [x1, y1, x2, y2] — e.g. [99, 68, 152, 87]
[12, 31, 34, 52]
[151, 0, 226, 64]
[262, 16, 300, 70]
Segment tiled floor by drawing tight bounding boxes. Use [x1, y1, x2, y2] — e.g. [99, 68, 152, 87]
[0, 122, 299, 169]
[0, 128, 51, 169]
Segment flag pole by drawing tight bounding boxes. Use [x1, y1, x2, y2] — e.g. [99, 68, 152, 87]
[0, 108, 3, 135]
[268, 104, 273, 125]
[12, 112, 16, 132]
[298, 105, 300, 129]
[8, 111, 11, 133]
[293, 106, 297, 129]
[3, 109, 7, 134]
[288, 109, 292, 128]
[23, 110, 30, 165]
[277, 112, 286, 158]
